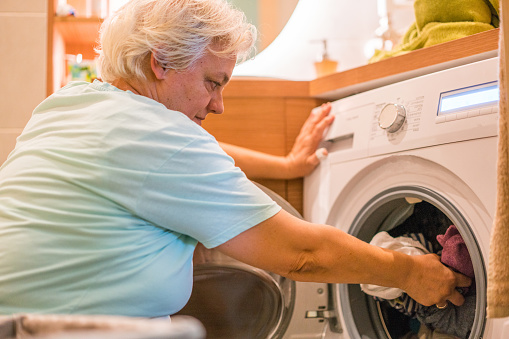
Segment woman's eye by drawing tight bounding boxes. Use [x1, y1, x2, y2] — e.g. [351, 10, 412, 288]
[207, 80, 221, 91]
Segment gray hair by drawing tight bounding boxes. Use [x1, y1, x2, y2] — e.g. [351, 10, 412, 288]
[96, 0, 257, 82]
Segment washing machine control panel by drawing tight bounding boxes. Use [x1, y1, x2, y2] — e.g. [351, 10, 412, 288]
[323, 57, 499, 163]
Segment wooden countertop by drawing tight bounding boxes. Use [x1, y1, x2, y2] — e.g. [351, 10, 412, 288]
[227, 29, 500, 101]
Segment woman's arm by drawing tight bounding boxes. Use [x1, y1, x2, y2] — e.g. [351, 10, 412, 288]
[219, 103, 334, 179]
[217, 209, 471, 308]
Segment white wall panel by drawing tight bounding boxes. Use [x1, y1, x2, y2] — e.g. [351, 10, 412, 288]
[0, 0, 46, 13]
[0, 2, 47, 164]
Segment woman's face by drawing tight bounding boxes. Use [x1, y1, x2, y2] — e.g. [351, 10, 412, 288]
[158, 51, 237, 126]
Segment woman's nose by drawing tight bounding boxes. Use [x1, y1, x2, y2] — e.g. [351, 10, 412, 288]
[208, 91, 224, 115]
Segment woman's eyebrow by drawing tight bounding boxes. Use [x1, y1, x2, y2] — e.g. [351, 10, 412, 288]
[219, 73, 230, 85]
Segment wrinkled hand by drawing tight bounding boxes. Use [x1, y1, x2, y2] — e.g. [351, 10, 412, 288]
[403, 254, 472, 307]
[285, 103, 334, 178]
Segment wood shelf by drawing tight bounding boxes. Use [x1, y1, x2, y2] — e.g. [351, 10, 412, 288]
[54, 16, 103, 22]
[53, 16, 103, 47]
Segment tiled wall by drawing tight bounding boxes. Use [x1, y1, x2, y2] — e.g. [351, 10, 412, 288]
[0, 0, 48, 164]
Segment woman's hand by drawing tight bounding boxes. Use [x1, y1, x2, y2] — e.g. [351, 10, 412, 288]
[284, 102, 334, 178]
[402, 253, 472, 307]
[219, 103, 334, 180]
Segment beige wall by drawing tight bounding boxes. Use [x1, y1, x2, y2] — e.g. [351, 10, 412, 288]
[0, 0, 48, 164]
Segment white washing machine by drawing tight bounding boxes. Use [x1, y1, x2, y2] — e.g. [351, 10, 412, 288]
[304, 57, 509, 339]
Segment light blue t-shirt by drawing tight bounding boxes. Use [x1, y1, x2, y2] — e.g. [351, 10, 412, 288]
[0, 81, 281, 317]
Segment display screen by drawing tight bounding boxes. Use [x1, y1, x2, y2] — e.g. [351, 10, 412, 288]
[438, 82, 498, 115]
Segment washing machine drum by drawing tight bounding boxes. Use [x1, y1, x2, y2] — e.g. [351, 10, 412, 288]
[176, 182, 298, 339]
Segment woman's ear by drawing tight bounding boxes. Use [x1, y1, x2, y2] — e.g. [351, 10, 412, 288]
[150, 53, 168, 80]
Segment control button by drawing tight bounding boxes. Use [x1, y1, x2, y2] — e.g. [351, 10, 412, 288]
[445, 113, 457, 122]
[467, 109, 480, 117]
[378, 104, 406, 133]
[456, 111, 469, 120]
[436, 116, 446, 124]
[480, 107, 493, 115]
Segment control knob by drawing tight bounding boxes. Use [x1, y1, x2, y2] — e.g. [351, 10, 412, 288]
[378, 104, 406, 133]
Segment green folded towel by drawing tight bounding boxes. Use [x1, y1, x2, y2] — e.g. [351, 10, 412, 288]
[369, 0, 499, 63]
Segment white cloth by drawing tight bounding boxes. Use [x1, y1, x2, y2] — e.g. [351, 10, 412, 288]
[360, 232, 431, 299]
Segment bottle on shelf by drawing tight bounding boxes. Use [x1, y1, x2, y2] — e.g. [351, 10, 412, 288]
[314, 40, 338, 78]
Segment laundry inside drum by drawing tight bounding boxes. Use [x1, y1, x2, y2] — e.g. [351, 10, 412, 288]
[353, 199, 480, 339]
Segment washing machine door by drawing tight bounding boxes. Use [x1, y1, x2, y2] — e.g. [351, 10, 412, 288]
[176, 182, 297, 339]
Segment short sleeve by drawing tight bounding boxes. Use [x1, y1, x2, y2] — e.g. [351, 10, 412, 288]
[135, 135, 281, 248]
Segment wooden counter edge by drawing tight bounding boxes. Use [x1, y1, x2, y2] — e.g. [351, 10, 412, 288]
[224, 78, 310, 98]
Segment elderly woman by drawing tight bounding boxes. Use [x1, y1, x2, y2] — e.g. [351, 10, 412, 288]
[0, 0, 469, 318]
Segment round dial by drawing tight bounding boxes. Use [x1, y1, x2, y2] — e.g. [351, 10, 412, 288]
[378, 104, 406, 133]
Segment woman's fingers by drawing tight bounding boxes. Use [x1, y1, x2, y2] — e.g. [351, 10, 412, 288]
[404, 254, 473, 307]
[455, 272, 473, 287]
[446, 272, 472, 307]
[445, 289, 465, 307]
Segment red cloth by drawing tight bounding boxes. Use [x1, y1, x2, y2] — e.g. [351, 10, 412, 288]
[437, 225, 475, 278]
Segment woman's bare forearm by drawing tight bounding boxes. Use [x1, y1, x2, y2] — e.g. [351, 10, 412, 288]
[218, 210, 471, 307]
[219, 142, 292, 179]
